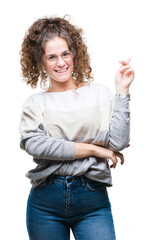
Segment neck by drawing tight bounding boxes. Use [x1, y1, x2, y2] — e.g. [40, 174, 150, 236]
[47, 78, 78, 93]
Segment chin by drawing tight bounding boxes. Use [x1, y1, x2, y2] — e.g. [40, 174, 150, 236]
[52, 74, 73, 83]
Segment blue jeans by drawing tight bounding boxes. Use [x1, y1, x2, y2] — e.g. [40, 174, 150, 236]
[26, 174, 116, 240]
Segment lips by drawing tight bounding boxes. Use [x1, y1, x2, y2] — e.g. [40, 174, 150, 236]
[55, 67, 68, 73]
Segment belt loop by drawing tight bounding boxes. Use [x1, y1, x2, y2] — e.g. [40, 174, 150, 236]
[48, 174, 54, 184]
[81, 176, 86, 188]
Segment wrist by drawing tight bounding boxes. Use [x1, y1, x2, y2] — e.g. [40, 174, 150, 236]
[90, 144, 98, 156]
[116, 87, 129, 94]
[90, 144, 113, 158]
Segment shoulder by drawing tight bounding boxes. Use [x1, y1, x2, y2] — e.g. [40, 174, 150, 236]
[22, 92, 43, 109]
[88, 82, 114, 100]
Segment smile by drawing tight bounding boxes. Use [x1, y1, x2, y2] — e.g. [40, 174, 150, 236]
[55, 67, 68, 73]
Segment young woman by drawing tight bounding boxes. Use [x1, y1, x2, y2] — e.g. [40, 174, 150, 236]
[19, 16, 134, 240]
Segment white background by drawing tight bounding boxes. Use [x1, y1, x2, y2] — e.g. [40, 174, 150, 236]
[1, 0, 153, 239]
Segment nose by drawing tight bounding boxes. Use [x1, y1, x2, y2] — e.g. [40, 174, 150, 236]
[56, 55, 66, 67]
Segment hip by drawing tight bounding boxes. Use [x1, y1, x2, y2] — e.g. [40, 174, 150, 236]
[27, 174, 111, 219]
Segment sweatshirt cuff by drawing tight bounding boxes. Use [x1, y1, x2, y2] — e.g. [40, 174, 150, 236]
[115, 93, 130, 99]
[114, 94, 130, 109]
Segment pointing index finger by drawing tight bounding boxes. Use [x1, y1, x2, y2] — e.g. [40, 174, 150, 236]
[119, 58, 131, 65]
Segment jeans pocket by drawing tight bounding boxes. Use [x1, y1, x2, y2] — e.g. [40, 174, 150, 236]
[36, 180, 48, 189]
[86, 179, 106, 192]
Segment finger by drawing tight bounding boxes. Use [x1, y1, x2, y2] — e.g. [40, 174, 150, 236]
[120, 65, 130, 74]
[110, 162, 117, 168]
[119, 154, 124, 165]
[119, 58, 131, 65]
[115, 152, 124, 165]
[120, 58, 131, 64]
[110, 156, 118, 168]
[110, 161, 117, 168]
[124, 68, 135, 78]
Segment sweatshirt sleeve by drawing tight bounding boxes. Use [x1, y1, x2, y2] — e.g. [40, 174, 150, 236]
[107, 95, 130, 151]
[19, 101, 75, 161]
[91, 90, 130, 152]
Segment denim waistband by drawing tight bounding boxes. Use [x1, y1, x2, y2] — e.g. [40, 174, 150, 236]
[46, 174, 87, 187]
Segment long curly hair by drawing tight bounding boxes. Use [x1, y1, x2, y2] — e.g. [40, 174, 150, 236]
[20, 16, 94, 89]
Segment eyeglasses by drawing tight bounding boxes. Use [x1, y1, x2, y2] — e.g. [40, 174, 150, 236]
[45, 50, 73, 66]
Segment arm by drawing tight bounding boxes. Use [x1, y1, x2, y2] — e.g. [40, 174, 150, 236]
[20, 100, 113, 161]
[20, 115, 122, 167]
[91, 59, 134, 151]
[20, 125, 75, 161]
[110, 58, 134, 150]
[19, 102, 124, 166]
[90, 95, 130, 151]
[19, 103, 76, 161]
[75, 142, 124, 168]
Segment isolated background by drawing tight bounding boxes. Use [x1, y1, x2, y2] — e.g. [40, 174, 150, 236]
[1, 0, 153, 239]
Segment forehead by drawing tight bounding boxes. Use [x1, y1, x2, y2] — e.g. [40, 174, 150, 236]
[44, 37, 69, 54]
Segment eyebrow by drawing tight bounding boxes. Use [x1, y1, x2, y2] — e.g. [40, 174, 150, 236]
[46, 50, 70, 58]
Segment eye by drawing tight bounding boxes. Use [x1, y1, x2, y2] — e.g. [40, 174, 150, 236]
[62, 52, 71, 57]
[48, 55, 56, 60]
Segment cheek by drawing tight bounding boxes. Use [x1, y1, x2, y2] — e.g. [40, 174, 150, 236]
[69, 61, 74, 71]
[45, 64, 54, 74]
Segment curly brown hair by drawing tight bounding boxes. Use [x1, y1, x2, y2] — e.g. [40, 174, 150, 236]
[20, 16, 94, 89]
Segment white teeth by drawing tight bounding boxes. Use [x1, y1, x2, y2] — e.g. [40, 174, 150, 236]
[56, 68, 68, 73]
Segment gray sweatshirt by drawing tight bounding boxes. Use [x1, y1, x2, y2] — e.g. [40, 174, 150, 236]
[19, 82, 130, 187]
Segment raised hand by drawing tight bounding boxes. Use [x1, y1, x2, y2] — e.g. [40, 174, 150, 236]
[115, 58, 135, 94]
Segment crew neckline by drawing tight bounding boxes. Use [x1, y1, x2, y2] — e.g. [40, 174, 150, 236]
[41, 82, 91, 95]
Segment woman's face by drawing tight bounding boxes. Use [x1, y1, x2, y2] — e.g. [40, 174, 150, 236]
[43, 37, 74, 85]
